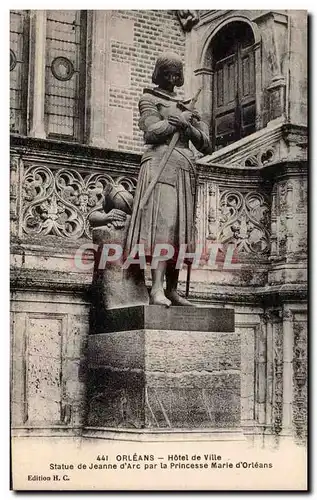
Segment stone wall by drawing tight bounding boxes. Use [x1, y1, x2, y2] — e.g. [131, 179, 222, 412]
[11, 290, 89, 432]
[107, 10, 185, 152]
[11, 288, 264, 437]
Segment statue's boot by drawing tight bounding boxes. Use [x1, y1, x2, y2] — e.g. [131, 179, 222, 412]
[165, 290, 195, 306]
[150, 289, 171, 307]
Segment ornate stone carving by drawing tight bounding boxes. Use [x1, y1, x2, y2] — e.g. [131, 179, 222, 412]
[297, 178, 307, 213]
[218, 190, 270, 254]
[21, 165, 137, 240]
[262, 309, 282, 324]
[270, 183, 278, 257]
[195, 188, 202, 236]
[243, 147, 276, 167]
[276, 182, 287, 256]
[176, 10, 199, 31]
[211, 145, 277, 169]
[293, 320, 307, 441]
[273, 180, 296, 257]
[273, 321, 283, 435]
[10, 156, 20, 221]
[207, 183, 217, 240]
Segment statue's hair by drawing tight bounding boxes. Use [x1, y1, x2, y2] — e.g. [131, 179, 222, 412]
[152, 53, 184, 87]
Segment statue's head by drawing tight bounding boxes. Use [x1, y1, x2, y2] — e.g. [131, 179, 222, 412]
[152, 53, 184, 88]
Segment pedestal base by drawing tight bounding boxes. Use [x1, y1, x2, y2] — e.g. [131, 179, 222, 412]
[82, 428, 246, 442]
[87, 306, 238, 430]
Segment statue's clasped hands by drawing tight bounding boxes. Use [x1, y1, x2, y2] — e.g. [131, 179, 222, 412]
[168, 110, 201, 130]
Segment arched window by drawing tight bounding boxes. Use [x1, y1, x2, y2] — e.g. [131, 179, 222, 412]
[212, 21, 256, 150]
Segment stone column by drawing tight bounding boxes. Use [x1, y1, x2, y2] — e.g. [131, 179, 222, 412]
[87, 10, 111, 148]
[257, 323, 267, 425]
[194, 68, 213, 131]
[282, 308, 294, 436]
[10, 155, 21, 238]
[266, 15, 287, 122]
[288, 12, 307, 126]
[265, 314, 274, 429]
[29, 11, 46, 139]
[183, 27, 200, 99]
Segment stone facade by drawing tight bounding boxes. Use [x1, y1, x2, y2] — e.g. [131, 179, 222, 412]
[10, 10, 307, 445]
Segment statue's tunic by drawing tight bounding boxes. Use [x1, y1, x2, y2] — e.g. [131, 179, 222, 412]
[126, 87, 210, 260]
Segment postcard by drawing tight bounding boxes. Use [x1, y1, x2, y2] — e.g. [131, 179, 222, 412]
[10, 8, 307, 491]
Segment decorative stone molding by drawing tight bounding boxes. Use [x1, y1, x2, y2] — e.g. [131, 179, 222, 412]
[10, 135, 306, 296]
[276, 181, 287, 257]
[198, 121, 284, 168]
[270, 177, 301, 259]
[198, 122, 307, 169]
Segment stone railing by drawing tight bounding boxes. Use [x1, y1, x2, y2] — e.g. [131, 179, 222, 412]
[10, 125, 307, 298]
[10, 136, 140, 244]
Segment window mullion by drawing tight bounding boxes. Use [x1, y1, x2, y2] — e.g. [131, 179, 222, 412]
[78, 10, 88, 143]
[29, 10, 47, 138]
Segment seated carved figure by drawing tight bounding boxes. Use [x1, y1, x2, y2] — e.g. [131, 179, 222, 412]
[89, 183, 133, 230]
[89, 184, 149, 318]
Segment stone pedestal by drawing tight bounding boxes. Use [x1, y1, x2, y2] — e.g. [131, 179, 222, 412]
[86, 306, 238, 430]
